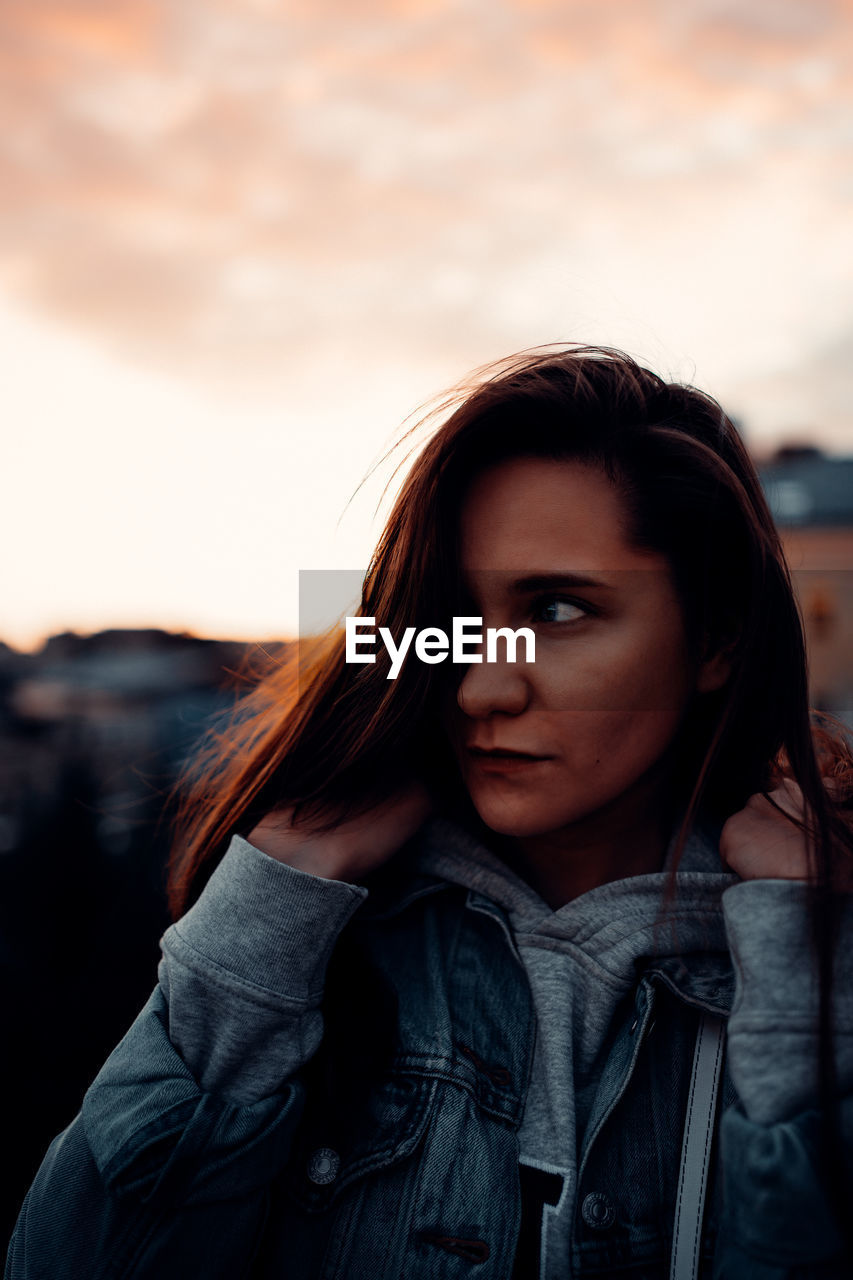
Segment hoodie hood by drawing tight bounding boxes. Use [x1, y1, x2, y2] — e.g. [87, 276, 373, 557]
[412, 811, 740, 971]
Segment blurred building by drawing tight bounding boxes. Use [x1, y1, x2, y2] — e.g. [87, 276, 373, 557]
[0, 628, 286, 1241]
[758, 446, 853, 728]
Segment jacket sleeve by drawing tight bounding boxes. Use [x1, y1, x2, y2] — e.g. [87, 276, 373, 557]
[713, 878, 853, 1280]
[4, 835, 367, 1280]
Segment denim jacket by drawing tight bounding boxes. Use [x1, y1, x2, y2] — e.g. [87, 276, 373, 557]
[6, 840, 853, 1279]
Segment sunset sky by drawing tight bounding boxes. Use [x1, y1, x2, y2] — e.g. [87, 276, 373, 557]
[3, 0, 852, 651]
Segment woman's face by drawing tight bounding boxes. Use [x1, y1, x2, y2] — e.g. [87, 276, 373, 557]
[443, 455, 730, 840]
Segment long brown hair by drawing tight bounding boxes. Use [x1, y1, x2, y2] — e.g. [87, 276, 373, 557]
[167, 345, 853, 1251]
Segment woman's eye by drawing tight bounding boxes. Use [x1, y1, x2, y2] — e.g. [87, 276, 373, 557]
[532, 597, 589, 624]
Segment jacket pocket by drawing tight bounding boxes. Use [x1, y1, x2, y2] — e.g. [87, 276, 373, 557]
[283, 1069, 439, 1213]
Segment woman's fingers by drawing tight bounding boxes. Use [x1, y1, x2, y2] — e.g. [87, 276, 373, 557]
[247, 778, 435, 881]
[720, 774, 853, 886]
[720, 781, 812, 882]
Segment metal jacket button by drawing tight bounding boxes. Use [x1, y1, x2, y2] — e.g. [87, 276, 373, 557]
[581, 1191, 616, 1230]
[307, 1147, 340, 1185]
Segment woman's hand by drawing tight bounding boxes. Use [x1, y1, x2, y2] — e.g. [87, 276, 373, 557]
[719, 776, 848, 884]
[246, 779, 434, 883]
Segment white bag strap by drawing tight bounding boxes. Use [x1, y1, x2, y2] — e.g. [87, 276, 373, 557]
[670, 1010, 726, 1280]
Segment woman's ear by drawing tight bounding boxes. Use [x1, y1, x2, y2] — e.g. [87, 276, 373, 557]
[696, 631, 739, 694]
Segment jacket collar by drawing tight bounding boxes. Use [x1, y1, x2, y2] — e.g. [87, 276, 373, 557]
[358, 872, 736, 1012]
[357, 863, 453, 921]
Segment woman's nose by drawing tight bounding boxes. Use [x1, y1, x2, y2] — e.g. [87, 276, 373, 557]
[455, 656, 531, 719]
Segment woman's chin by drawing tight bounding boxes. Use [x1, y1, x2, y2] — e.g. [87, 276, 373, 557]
[469, 794, 569, 840]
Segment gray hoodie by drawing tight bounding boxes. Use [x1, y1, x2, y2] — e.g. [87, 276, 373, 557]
[158, 814, 853, 1278]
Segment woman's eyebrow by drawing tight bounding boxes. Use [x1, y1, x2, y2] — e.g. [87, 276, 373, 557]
[510, 572, 616, 594]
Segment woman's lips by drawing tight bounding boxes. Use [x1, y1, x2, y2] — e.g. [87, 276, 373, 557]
[467, 747, 553, 772]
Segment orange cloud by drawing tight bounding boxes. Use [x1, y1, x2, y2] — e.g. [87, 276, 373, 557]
[0, 0, 849, 435]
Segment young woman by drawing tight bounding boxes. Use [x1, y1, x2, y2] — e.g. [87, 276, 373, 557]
[6, 347, 853, 1279]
